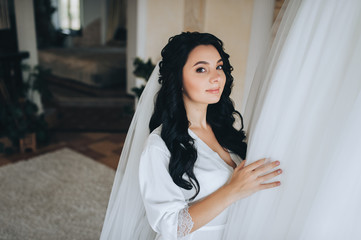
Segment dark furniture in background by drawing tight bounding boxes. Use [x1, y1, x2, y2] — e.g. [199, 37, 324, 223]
[0, 52, 29, 103]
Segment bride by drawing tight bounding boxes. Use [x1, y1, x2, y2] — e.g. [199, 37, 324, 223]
[138, 32, 281, 239]
[100, 32, 281, 240]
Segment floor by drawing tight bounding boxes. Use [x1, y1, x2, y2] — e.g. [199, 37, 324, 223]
[0, 131, 127, 170]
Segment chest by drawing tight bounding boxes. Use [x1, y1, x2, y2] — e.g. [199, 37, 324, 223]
[180, 137, 235, 202]
[191, 129, 236, 169]
[181, 152, 233, 202]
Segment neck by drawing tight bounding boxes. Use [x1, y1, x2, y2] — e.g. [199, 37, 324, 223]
[183, 97, 208, 130]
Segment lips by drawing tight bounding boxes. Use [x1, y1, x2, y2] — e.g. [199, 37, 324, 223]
[206, 88, 220, 94]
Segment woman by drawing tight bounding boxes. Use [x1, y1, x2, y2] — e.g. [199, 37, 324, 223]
[138, 32, 282, 240]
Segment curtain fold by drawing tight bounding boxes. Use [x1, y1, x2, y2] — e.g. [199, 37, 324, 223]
[224, 0, 361, 239]
[106, 0, 126, 43]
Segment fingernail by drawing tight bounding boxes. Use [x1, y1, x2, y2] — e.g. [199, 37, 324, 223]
[278, 169, 282, 174]
[275, 161, 280, 166]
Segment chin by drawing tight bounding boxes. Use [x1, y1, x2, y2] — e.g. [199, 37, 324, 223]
[207, 96, 222, 104]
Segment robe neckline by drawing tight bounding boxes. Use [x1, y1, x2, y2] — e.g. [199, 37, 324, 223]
[188, 128, 236, 172]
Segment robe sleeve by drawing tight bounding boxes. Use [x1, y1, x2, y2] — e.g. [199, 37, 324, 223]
[139, 133, 193, 239]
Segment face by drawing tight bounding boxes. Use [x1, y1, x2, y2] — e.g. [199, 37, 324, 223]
[182, 45, 226, 107]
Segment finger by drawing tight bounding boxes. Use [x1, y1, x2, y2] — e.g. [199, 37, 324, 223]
[259, 181, 281, 190]
[235, 160, 246, 171]
[244, 158, 267, 172]
[254, 160, 280, 175]
[258, 169, 282, 183]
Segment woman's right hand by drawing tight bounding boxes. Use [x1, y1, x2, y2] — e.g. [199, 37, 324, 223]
[225, 158, 282, 203]
[185, 158, 281, 233]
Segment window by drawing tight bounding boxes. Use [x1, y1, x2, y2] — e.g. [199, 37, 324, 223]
[56, 0, 81, 34]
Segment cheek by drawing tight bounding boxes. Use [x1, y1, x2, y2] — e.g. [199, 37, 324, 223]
[220, 73, 227, 90]
[183, 75, 205, 96]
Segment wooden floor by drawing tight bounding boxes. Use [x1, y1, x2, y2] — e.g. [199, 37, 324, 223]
[0, 131, 127, 170]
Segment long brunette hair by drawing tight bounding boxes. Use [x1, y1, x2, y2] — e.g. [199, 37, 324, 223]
[149, 32, 247, 200]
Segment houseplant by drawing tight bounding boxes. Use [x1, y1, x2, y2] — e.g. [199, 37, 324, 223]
[131, 57, 156, 98]
[0, 65, 51, 154]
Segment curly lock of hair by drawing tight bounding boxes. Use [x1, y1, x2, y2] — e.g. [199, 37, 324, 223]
[149, 32, 247, 200]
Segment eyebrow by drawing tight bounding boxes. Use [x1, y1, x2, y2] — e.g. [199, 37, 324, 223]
[192, 59, 223, 67]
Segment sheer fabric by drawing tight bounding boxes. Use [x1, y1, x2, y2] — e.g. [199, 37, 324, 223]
[177, 207, 194, 239]
[100, 64, 161, 240]
[224, 0, 361, 239]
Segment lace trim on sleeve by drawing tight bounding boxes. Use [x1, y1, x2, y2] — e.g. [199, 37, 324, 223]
[177, 207, 194, 239]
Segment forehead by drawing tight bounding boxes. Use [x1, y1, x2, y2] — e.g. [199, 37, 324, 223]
[186, 45, 222, 64]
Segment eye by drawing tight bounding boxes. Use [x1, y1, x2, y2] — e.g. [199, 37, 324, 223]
[196, 67, 206, 73]
[217, 65, 223, 70]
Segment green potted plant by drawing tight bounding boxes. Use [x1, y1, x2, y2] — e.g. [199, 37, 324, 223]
[0, 65, 52, 154]
[132, 57, 156, 99]
[0, 99, 48, 153]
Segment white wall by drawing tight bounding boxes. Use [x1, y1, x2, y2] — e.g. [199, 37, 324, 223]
[203, 0, 254, 111]
[126, 0, 147, 94]
[100, 0, 108, 44]
[14, 0, 43, 113]
[126, 0, 184, 94]
[14, 0, 38, 67]
[144, 0, 184, 62]
[82, 0, 102, 27]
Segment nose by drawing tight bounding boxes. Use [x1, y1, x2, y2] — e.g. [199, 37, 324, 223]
[210, 70, 221, 83]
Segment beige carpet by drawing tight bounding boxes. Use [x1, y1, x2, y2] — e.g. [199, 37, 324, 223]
[0, 148, 115, 240]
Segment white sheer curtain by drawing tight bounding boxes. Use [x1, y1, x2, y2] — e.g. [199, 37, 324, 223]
[224, 0, 361, 239]
[100, 64, 160, 240]
[241, 0, 275, 114]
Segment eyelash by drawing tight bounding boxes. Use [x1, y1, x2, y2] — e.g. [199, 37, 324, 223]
[196, 68, 206, 73]
[196, 65, 223, 73]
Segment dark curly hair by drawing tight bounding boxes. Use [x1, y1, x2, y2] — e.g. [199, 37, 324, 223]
[149, 32, 247, 200]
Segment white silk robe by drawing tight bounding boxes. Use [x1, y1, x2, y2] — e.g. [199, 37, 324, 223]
[139, 127, 242, 240]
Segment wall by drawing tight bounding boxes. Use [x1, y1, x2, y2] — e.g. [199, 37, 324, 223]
[132, 0, 255, 111]
[82, 0, 102, 27]
[126, 0, 144, 93]
[14, 0, 38, 67]
[67, 0, 105, 46]
[14, 0, 43, 113]
[126, 0, 184, 93]
[203, 0, 254, 110]
[144, 0, 184, 62]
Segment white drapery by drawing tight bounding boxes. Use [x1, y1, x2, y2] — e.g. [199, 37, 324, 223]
[224, 0, 361, 239]
[100, 65, 161, 240]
